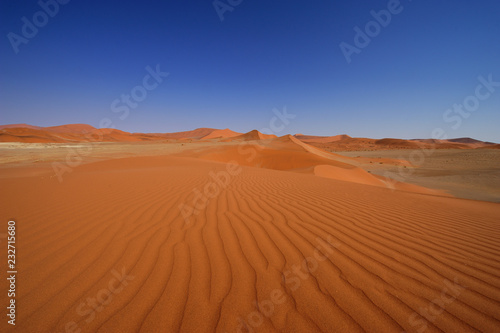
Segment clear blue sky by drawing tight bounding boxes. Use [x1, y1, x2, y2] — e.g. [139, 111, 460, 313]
[1, 0, 499, 141]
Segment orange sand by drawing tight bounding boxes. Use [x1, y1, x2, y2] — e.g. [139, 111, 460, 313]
[1, 127, 500, 332]
[201, 129, 242, 140]
[1, 145, 500, 333]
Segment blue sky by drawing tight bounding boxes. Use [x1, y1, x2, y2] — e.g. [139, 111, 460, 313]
[1, 0, 499, 141]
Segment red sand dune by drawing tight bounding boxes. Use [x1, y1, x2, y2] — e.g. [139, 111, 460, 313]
[313, 164, 388, 187]
[478, 144, 500, 149]
[228, 130, 277, 141]
[447, 137, 493, 144]
[159, 128, 218, 140]
[1, 124, 496, 150]
[0, 126, 242, 143]
[0, 127, 147, 143]
[201, 128, 242, 140]
[377, 138, 494, 149]
[410, 138, 490, 149]
[308, 136, 496, 151]
[1, 153, 499, 332]
[294, 134, 351, 143]
[375, 138, 421, 148]
[0, 128, 69, 143]
[43, 124, 97, 134]
[0, 123, 43, 130]
[175, 134, 447, 196]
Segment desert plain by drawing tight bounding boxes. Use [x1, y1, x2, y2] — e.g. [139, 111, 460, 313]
[1, 125, 500, 333]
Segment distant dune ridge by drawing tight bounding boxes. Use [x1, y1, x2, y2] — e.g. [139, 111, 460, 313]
[0, 123, 43, 130]
[227, 129, 277, 141]
[201, 128, 242, 139]
[294, 134, 351, 143]
[148, 128, 218, 140]
[306, 137, 497, 151]
[0, 123, 496, 148]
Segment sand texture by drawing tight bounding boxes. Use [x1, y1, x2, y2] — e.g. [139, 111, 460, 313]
[1, 130, 499, 332]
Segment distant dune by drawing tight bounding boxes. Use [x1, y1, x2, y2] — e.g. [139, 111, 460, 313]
[478, 144, 500, 149]
[294, 134, 351, 143]
[447, 137, 492, 144]
[43, 124, 97, 134]
[307, 137, 496, 151]
[227, 129, 277, 141]
[0, 127, 143, 143]
[0, 123, 43, 130]
[157, 128, 218, 140]
[0, 125, 218, 143]
[0, 127, 67, 143]
[375, 138, 420, 147]
[201, 128, 242, 139]
[0, 124, 497, 152]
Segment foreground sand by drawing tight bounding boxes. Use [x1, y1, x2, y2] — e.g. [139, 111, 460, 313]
[1, 147, 500, 332]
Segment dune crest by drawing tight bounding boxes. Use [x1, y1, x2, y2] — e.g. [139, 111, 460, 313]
[228, 130, 277, 141]
[201, 128, 242, 139]
[294, 133, 351, 143]
[171, 133, 451, 197]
